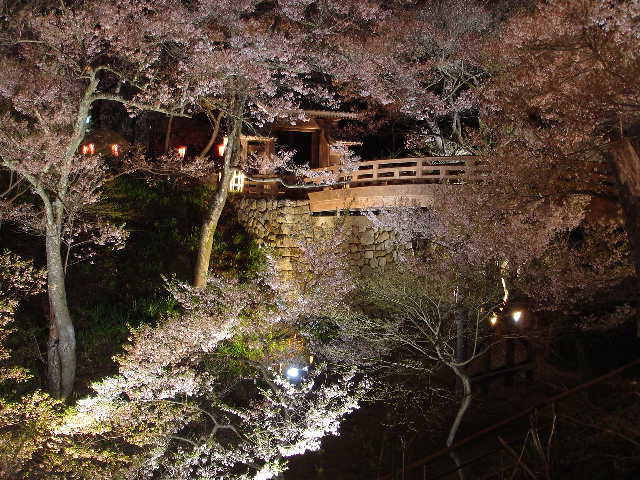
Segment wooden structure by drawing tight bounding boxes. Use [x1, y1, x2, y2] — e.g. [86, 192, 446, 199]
[238, 110, 361, 170]
[304, 157, 472, 212]
[237, 111, 475, 212]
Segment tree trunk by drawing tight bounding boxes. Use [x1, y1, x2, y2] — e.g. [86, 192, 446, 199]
[448, 365, 472, 480]
[164, 115, 174, 153]
[610, 139, 640, 337]
[192, 114, 242, 288]
[427, 119, 448, 156]
[45, 220, 76, 399]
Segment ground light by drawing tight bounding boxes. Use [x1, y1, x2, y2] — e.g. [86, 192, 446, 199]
[286, 367, 300, 379]
[512, 310, 522, 322]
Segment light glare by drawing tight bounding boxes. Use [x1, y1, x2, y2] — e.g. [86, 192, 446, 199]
[286, 367, 299, 378]
[512, 310, 522, 322]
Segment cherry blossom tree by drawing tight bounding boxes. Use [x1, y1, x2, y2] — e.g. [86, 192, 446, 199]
[328, 0, 516, 157]
[477, 0, 640, 315]
[184, 0, 391, 288]
[61, 266, 368, 479]
[0, 0, 225, 398]
[0, 252, 109, 479]
[323, 255, 504, 479]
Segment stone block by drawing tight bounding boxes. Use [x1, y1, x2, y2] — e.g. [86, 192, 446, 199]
[359, 230, 375, 245]
[280, 224, 292, 235]
[275, 257, 294, 271]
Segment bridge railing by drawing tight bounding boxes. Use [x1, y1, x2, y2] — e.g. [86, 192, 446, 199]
[378, 357, 640, 480]
[305, 156, 476, 187]
[242, 156, 478, 195]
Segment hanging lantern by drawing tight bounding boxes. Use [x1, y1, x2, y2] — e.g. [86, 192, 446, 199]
[217, 136, 228, 157]
[177, 146, 187, 158]
[111, 144, 119, 156]
[81, 143, 95, 155]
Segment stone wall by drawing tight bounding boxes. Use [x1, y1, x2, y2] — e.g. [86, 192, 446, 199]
[232, 197, 411, 273]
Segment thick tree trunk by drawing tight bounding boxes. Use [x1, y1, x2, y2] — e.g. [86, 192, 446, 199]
[45, 220, 76, 399]
[610, 139, 640, 337]
[192, 115, 242, 288]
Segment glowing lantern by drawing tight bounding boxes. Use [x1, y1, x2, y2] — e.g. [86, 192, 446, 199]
[512, 311, 522, 323]
[490, 314, 498, 326]
[82, 143, 95, 155]
[177, 146, 187, 158]
[217, 136, 228, 156]
[229, 169, 245, 192]
[111, 144, 119, 156]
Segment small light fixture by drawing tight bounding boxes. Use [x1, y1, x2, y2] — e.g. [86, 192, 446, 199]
[82, 143, 95, 155]
[217, 136, 228, 156]
[111, 144, 119, 156]
[286, 367, 299, 378]
[490, 314, 498, 326]
[229, 169, 245, 192]
[177, 146, 187, 158]
[512, 310, 522, 323]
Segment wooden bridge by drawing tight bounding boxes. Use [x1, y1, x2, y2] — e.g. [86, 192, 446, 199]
[243, 156, 477, 212]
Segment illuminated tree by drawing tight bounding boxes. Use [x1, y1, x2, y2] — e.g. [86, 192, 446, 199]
[62, 266, 367, 479]
[322, 255, 503, 479]
[478, 0, 640, 314]
[0, 252, 108, 480]
[0, 0, 220, 398]
[184, 0, 389, 288]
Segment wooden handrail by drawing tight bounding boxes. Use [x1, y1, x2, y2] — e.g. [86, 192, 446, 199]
[378, 356, 640, 480]
[303, 156, 475, 186]
[242, 156, 478, 193]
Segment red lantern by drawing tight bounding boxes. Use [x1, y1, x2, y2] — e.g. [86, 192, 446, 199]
[217, 136, 228, 157]
[81, 143, 95, 155]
